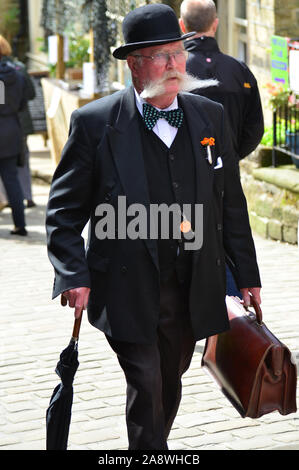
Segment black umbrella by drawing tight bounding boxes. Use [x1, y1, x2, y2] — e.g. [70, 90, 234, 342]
[46, 302, 83, 450]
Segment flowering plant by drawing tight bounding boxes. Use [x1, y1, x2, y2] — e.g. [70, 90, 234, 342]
[264, 82, 291, 110]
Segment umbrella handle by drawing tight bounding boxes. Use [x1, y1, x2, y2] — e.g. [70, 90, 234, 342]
[71, 310, 83, 342]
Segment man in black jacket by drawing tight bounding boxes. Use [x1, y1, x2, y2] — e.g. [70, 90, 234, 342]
[12, 56, 37, 208]
[180, 0, 264, 161]
[0, 35, 27, 235]
[46, 4, 261, 450]
[0, 53, 37, 208]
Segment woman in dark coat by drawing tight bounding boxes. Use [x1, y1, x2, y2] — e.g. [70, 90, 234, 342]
[0, 35, 27, 235]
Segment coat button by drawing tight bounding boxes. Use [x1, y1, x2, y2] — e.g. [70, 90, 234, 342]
[217, 223, 222, 231]
[121, 266, 127, 274]
[173, 182, 179, 189]
[216, 258, 221, 266]
[169, 154, 175, 161]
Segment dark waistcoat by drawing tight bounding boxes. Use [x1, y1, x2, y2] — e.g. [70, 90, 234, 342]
[138, 114, 196, 283]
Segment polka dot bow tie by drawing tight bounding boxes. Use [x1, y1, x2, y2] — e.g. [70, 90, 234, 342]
[142, 103, 184, 131]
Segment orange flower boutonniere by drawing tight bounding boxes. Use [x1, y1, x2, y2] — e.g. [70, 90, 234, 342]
[201, 137, 215, 146]
[201, 137, 215, 164]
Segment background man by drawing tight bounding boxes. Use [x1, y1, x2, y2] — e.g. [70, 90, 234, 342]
[46, 4, 261, 450]
[180, 0, 264, 161]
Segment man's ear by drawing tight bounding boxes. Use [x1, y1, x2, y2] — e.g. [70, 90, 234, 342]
[127, 56, 138, 76]
[212, 18, 219, 34]
[179, 18, 186, 33]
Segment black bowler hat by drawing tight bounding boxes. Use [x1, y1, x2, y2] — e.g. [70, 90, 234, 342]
[113, 3, 195, 60]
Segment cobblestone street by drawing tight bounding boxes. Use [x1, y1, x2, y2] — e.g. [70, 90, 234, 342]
[0, 141, 298, 451]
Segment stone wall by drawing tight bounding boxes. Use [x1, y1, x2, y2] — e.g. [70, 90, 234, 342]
[241, 155, 299, 245]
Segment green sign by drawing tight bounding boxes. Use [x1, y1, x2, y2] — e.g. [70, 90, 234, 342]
[271, 35, 289, 89]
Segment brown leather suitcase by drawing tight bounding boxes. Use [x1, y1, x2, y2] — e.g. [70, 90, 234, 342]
[202, 295, 297, 418]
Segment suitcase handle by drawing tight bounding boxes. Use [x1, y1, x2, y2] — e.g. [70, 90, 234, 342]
[246, 292, 263, 325]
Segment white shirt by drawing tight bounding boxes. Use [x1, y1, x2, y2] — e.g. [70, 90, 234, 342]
[134, 89, 178, 148]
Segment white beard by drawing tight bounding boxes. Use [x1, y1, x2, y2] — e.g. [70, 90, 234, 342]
[140, 71, 218, 100]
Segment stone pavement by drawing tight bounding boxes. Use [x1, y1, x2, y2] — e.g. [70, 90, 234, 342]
[0, 136, 298, 451]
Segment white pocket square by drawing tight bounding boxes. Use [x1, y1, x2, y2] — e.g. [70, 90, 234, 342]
[214, 157, 223, 169]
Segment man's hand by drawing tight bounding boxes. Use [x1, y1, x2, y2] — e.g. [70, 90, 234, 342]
[239, 287, 261, 307]
[61, 287, 91, 319]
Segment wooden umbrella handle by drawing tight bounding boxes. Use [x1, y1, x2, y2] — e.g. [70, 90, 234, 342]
[61, 294, 84, 342]
[71, 310, 83, 342]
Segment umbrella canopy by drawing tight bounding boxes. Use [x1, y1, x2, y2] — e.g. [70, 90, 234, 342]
[46, 310, 82, 450]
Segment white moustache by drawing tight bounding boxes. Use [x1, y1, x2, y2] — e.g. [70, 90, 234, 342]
[140, 71, 218, 99]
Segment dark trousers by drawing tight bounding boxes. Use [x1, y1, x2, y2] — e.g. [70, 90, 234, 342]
[106, 271, 196, 450]
[0, 156, 25, 228]
[18, 139, 33, 200]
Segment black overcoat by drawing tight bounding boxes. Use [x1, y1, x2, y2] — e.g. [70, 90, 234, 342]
[0, 59, 26, 159]
[46, 86, 261, 344]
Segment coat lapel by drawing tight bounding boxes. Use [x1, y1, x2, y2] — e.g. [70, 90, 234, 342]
[107, 87, 150, 207]
[106, 87, 159, 271]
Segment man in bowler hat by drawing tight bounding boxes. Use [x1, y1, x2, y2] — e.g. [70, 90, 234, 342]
[46, 4, 261, 450]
